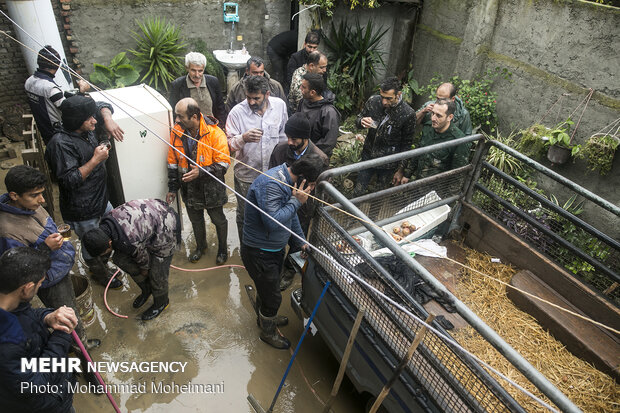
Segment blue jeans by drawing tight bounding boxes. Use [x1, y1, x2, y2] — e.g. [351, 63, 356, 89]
[66, 202, 113, 261]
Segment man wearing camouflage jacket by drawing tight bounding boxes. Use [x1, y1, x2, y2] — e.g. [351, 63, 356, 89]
[82, 199, 181, 320]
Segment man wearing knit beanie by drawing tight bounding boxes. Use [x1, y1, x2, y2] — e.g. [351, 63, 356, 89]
[45, 95, 122, 289]
[25, 45, 124, 144]
[269, 113, 328, 291]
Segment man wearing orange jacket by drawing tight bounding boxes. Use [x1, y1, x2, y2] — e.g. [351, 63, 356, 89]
[166, 97, 231, 264]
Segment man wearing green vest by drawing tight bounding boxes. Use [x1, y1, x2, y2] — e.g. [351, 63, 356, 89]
[416, 82, 472, 136]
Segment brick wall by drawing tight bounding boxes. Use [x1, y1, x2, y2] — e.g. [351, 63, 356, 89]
[0, 1, 75, 119]
[0, 3, 29, 116]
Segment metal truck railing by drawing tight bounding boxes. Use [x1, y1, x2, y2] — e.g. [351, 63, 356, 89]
[466, 140, 620, 305]
[312, 135, 582, 413]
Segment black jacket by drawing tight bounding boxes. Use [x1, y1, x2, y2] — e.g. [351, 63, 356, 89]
[286, 49, 307, 92]
[0, 303, 75, 413]
[45, 104, 110, 222]
[356, 96, 416, 169]
[297, 91, 341, 158]
[169, 74, 227, 126]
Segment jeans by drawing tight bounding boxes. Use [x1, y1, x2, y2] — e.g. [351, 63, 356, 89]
[112, 250, 172, 299]
[66, 202, 113, 261]
[240, 244, 285, 317]
[37, 273, 86, 342]
[234, 177, 252, 244]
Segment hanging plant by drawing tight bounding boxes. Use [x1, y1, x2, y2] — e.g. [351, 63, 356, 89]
[578, 133, 619, 175]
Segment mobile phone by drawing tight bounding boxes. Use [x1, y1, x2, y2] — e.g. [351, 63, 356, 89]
[296, 174, 306, 187]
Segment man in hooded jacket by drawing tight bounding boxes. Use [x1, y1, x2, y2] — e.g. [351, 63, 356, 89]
[296, 72, 340, 159]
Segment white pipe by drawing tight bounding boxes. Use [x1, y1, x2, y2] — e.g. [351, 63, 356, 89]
[6, 0, 72, 89]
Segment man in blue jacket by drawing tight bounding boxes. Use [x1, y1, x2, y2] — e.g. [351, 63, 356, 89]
[0, 247, 78, 413]
[0, 165, 99, 349]
[241, 154, 324, 349]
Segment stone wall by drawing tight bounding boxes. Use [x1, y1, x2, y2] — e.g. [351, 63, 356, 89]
[411, 0, 620, 232]
[68, 0, 290, 85]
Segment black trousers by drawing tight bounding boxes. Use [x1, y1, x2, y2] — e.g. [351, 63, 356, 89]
[240, 243, 285, 317]
[185, 205, 227, 251]
[112, 251, 172, 299]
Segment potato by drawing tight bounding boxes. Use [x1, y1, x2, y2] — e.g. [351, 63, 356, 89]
[401, 221, 411, 229]
[402, 227, 411, 236]
[410, 225, 417, 231]
[393, 227, 402, 234]
[391, 234, 402, 242]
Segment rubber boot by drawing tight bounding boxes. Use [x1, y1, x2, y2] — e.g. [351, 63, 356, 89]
[133, 281, 151, 309]
[85, 258, 122, 289]
[279, 258, 296, 291]
[141, 295, 169, 320]
[259, 310, 290, 350]
[255, 296, 288, 327]
[189, 221, 207, 263]
[215, 223, 228, 265]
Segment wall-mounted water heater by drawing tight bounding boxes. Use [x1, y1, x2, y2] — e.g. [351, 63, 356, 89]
[223, 2, 239, 22]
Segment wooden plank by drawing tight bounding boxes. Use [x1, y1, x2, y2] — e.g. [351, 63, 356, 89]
[508, 270, 620, 381]
[460, 202, 620, 332]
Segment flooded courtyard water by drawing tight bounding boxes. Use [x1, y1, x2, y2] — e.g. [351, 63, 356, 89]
[69, 173, 366, 412]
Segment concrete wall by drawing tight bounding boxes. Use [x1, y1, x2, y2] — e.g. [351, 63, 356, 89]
[69, 0, 290, 86]
[327, 2, 421, 83]
[411, 0, 620, 233]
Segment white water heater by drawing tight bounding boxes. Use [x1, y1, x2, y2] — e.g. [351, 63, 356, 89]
[89, 84, 173, 205]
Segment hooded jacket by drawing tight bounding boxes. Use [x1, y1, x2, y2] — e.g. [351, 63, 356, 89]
[45, 127, 108, 222]
[100, 199, 180, 271]
[297, 91, 341, 158]
[0, 303, 75, 413]
[0, 194, 75, 288]
[420, 96, 473, 136]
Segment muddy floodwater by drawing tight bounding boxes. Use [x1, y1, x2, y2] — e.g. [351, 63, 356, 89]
[69, 180, 366, 412]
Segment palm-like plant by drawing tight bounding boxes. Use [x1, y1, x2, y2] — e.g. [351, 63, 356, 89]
[130, 17, 187, 91]
[324, 19, 388, 111]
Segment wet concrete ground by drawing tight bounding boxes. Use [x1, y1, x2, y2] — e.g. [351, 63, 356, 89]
[64, 170, 367, 413]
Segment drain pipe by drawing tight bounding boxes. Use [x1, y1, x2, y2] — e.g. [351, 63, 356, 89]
[6, 0, 73, 89]
[319, 180, 582, 413]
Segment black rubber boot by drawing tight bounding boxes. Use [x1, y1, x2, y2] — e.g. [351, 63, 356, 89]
[141, 295, 169, 320]
[255, 296, 288, 327]
[189, 221, 207, 263]
[279, 260, 296, 291]
[85, 258, 122, 289]
[133, 281, 151, 309]
[215, 223, 228, 265]
[259, 310, 290, 350]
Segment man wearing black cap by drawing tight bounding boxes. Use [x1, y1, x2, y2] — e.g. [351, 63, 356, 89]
[269, 113, 328, 290]
[45, 95, 122, 289]
[24, 45, 124, 144]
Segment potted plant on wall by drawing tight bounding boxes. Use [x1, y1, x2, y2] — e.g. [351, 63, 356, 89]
[546, 118, 579, 165]
[578, 132, 619, 175]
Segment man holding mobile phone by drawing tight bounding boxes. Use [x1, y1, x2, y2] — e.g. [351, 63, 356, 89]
[240, 154, 324, 350]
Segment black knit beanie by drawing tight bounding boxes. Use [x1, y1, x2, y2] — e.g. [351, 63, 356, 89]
[61, 95, 98, 131]
[37, 45, 61, 71]
[285, 112, 311, 140]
